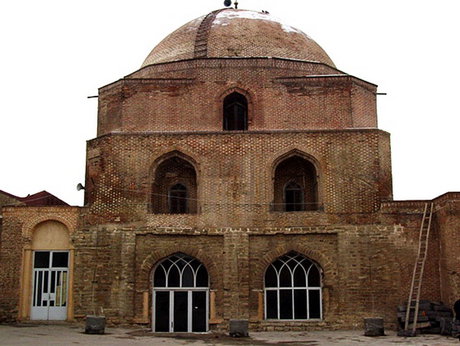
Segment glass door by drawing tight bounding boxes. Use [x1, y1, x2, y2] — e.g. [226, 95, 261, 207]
[154, 290, 208, 332]
[31, 251, 69, 320]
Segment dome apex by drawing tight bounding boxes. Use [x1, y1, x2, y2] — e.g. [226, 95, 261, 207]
[141, 9, 335, 68]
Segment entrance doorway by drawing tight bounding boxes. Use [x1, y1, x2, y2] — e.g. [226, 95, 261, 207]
[31, 251, 69, 320]
[152, 253, 209, 332]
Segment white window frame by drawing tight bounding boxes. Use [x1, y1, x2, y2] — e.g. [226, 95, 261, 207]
[264, 252, 322, 320]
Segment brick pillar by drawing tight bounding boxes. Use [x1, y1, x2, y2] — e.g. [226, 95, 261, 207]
[223, 229, 250, 320]
[119, 231, 136, 320]
[437, 201, 460, 305]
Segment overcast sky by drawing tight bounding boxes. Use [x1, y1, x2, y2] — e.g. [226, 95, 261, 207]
[1, 0, 459, 206]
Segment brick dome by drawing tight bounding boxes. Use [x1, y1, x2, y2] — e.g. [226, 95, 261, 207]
[141, 8, 335, 68]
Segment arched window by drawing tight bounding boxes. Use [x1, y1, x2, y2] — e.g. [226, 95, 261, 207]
[284, 181, 303, 211]
[153, 253, 209, 332]
[273, 155, 319, 211]
[168, 183, 187, 214]
[154, 253, 209, 289]
[223, 92, 248, 131]
[265, 251, 322, 320]
[151, 155, 197, 214]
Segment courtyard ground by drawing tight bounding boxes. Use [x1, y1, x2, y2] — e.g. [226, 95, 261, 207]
[0, 323, 459, 345]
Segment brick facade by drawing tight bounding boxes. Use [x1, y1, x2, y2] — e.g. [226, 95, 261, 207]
[0, 8, 459, 331]
[97, 60, 375, 136]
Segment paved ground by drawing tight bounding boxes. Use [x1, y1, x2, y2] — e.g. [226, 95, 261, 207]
[0, 323, 459, 345]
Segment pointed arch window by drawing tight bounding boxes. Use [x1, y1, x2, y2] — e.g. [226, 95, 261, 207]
[223, 92, 248, 131]
[264, 251, 322, 320]
[153, 253, 209, 289]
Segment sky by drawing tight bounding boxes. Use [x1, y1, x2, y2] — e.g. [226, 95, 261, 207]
[0, 0, 459, 206]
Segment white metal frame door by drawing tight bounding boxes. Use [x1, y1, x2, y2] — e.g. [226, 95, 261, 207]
[31, 251, 69, 320]
[151, 253, 210, 332]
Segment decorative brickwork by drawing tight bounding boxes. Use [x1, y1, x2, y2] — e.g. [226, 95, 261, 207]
[97, 62, 376, 136]
[0, 8, 459, 332]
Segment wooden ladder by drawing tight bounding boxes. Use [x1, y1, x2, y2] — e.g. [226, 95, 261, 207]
[404, 202, 434, 335]
[194, 9, 223, 58]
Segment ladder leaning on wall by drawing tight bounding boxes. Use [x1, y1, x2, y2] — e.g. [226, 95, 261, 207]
[403, 202, 434, 336]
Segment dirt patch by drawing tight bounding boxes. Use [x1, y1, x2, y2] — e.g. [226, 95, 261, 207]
[10, 324, 40, 328]
[125, 330, 320, 345]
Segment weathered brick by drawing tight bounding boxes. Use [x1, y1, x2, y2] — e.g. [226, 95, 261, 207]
[1, 9, 459, 332]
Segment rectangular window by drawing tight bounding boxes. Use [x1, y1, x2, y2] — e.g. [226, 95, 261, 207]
[266, 290, 278, 319]
[279, 289, 293, 319]
[52, 252, 69, 268]
[34, 252, 50, 268]
[294, 289, 308, 319]
[308, 290, 321, 318]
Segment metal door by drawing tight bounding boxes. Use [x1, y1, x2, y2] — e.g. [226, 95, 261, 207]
[31, 251, 69, 320]
[153, 290, 208, 332]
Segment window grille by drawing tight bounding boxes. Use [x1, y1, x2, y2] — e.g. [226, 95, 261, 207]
[154, 253, 209, 288]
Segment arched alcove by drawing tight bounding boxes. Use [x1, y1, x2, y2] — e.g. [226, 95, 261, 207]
[273, 155, 319, 211]
[32, 221, 70, 250]
[151, 154, 198, 214]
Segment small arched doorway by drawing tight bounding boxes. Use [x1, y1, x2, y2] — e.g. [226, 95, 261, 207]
[30, 221, 71, 320]
[152, 253, 209, 332]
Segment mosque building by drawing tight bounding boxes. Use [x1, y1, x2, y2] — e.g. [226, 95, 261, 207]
[0, 7, 459, 332]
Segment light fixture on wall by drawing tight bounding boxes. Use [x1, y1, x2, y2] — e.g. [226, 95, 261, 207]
[76, 183, 85, 191]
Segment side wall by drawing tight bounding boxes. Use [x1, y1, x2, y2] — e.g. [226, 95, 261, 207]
[436, 195, 460, 306]
[0, 207, 79, 322]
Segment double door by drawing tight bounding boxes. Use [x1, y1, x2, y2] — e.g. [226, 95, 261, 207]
[31, 251, 69, 320]
[154, 290, 208, 332]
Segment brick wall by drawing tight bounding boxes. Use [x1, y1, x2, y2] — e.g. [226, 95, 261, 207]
[0, 214, 22, 322]
[0, 193, 21, 209]
[97, 59, 377, 136]
[436, 196, 460, 306]
[1, 197, 457, 329]
[0, 194, 22, 250]
[84, 129, 392, 226]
